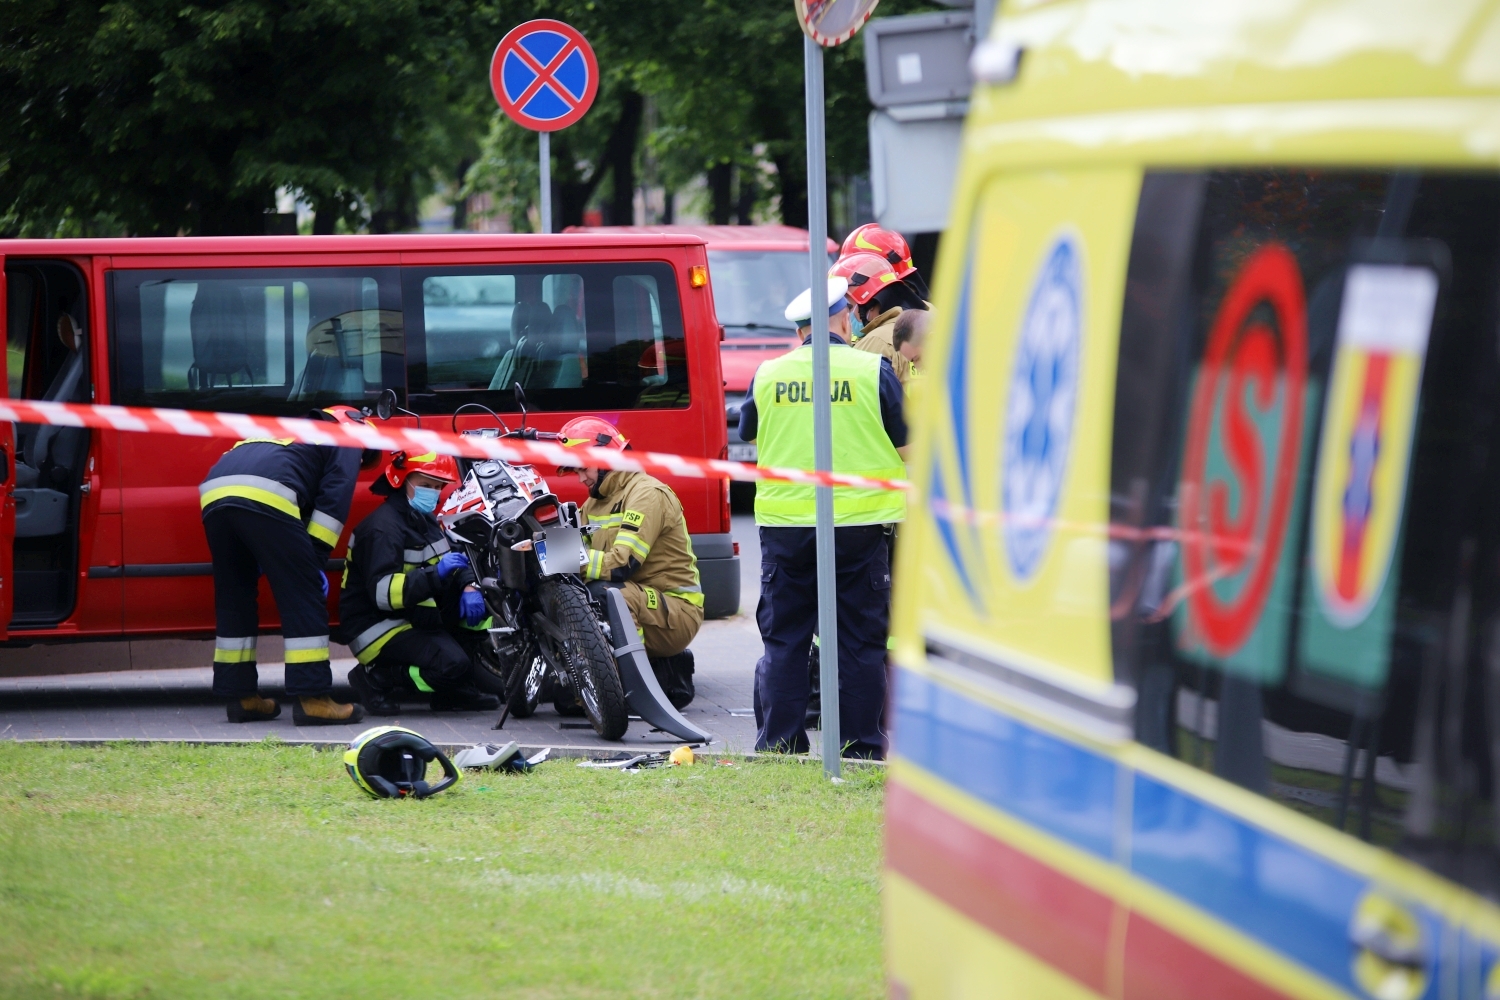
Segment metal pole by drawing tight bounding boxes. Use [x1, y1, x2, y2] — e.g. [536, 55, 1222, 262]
[538, 130, 552, 234]
[805, 35, 840, 780]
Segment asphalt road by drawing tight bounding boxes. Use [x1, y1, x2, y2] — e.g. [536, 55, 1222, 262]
[0, 516, 766, 754]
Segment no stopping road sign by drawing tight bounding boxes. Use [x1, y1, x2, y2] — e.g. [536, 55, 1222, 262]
[490, 19, 598, 132]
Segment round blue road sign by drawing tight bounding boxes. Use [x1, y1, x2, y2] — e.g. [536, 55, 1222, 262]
[490, 19, 598, 132]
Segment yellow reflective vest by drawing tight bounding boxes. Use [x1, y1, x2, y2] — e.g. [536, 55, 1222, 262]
[751, 343, 907, 527]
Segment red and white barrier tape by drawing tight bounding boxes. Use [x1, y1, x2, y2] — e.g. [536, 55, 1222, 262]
[0, 399, 910, 493]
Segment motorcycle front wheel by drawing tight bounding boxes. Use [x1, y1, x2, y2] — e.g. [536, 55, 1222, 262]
[538, 578, 628, 740]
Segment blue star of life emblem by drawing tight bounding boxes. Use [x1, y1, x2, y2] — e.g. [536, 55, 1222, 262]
[1002, 234, 1083, 581]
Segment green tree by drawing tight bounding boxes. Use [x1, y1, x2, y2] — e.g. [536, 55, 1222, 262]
[467, 0, 935, 230]
[0, 0, 482, 236]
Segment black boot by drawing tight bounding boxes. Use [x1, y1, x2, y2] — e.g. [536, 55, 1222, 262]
[430, 686, 500, 712]
[649, 650, 696, 709]
[348, 665, 403, 717]
[805, 640, 821, 730]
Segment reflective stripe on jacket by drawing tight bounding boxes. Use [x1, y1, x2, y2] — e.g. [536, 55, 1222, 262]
[335, 489, 472, 662]
[199, 438, 359, 550]
[580, 471, 703, 607]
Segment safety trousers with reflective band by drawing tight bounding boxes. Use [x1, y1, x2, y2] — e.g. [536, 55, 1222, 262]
[203, 505, 335, 698]
[347, 618, 413, 665]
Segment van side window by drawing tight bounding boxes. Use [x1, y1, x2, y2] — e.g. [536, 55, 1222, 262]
[1110, 170, 1500, 893]
[403, 263, 688, 413]
[111, 268, 404, 415]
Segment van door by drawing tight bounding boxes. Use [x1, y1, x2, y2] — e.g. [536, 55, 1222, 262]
[0, 256, 13, 639]
[109, 263, 404, 634]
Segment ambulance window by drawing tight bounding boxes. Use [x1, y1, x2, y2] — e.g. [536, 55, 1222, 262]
[403, 262, 688, 414]
[111, 268, 405, 416]
[1110, 170, 1500, 894]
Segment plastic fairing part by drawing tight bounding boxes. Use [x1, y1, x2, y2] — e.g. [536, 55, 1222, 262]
[453, 741, 520, 769]
[601, 587, 714, 744]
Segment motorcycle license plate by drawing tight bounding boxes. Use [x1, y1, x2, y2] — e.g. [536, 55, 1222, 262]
[535, 527, 584, 577]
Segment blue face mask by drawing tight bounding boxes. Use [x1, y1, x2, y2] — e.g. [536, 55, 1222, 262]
[409, 485, 440, 514]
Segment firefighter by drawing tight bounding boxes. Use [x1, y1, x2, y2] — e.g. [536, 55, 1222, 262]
[840, 222, 930, 300]
[829, 252, 913, 387]
[559, 416, 702, 709]
[736, 277, 908, 758]
[835, 224, 932, 385]
[337, 451, 500, 716]
[200, 406, 372, 726]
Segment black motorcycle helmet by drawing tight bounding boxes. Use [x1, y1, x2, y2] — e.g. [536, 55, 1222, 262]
[343, 726, 461, 799]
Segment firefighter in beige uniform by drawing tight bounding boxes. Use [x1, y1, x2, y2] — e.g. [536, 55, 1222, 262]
[560, 416, 702, 708]
[831, 223, 933, 389]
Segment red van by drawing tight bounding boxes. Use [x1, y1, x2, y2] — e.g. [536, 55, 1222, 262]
[567, 225, 836, 465]
[0, 234, 736, 652]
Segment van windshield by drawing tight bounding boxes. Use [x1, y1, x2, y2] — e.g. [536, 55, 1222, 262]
[707, 250, 809, 338]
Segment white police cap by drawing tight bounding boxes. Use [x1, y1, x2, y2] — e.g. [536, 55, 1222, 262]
[784, 276, 851, 325]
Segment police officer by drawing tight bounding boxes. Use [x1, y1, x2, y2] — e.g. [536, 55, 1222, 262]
[200, 406, 370, 726]
[560, 416, 703, 709]
[738, 277, 908, 758]
[338, 451, 500, 715]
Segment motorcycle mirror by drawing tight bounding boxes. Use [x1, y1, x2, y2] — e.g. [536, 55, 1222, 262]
[513, 382, 528, 430]
[374, 387, 423, 428]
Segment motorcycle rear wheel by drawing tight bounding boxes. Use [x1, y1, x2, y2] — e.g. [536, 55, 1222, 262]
[539, 578, 628, 740]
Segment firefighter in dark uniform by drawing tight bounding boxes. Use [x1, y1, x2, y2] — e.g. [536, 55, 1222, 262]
[558, 416, 703, 708]
[737, 278, 908, 758]
[200, 405, 371, 726]
[338, 451, 499, 715]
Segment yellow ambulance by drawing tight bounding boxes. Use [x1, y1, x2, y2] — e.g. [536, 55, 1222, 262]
[887, 2, 1500, 997]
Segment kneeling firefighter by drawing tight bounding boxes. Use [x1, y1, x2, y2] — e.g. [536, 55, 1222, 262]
[201, 405, 374, 726]
[337, 451, 500, 715]
[560, 417, 702, 708]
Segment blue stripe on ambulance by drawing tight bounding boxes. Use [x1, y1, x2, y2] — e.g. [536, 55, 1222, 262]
[894, 667, 1448, 999]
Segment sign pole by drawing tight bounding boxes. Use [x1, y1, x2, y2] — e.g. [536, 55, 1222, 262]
[804, 34, 840, 780]
[491, 18, 597, 236]
[538, 131, 552, 235]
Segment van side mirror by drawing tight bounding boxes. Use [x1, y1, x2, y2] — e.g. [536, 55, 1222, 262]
[376, 388, 398, 421]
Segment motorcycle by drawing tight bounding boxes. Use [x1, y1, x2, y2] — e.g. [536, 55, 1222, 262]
[372, 388, 712, 745]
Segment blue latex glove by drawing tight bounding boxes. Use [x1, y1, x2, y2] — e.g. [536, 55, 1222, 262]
[436, 551, 470, 581]
[459, 587, 486, 627]
[319, 573, 329, 600]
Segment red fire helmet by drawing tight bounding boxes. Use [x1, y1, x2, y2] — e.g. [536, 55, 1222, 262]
[840, 223, 916, 281]
[829, 251, 900, 306]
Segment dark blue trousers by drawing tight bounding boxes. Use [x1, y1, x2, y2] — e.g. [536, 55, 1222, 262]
[754, 523, 890, 757]
[204, 506, 331, 699]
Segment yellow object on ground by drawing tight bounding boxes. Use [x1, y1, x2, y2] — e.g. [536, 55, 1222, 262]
[669, 746, 695, 767]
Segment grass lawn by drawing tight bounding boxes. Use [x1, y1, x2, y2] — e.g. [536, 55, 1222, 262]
[0, 741, 885, 1000]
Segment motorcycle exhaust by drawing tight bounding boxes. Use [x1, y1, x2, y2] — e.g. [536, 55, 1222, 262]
[600, 588, 714, 745]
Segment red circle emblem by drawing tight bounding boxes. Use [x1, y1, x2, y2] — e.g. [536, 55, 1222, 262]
[490, 19, 599, 132]
[1178, 243, 1307, 657]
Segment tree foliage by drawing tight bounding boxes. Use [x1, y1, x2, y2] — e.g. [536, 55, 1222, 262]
[0, 0, 935, 236]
